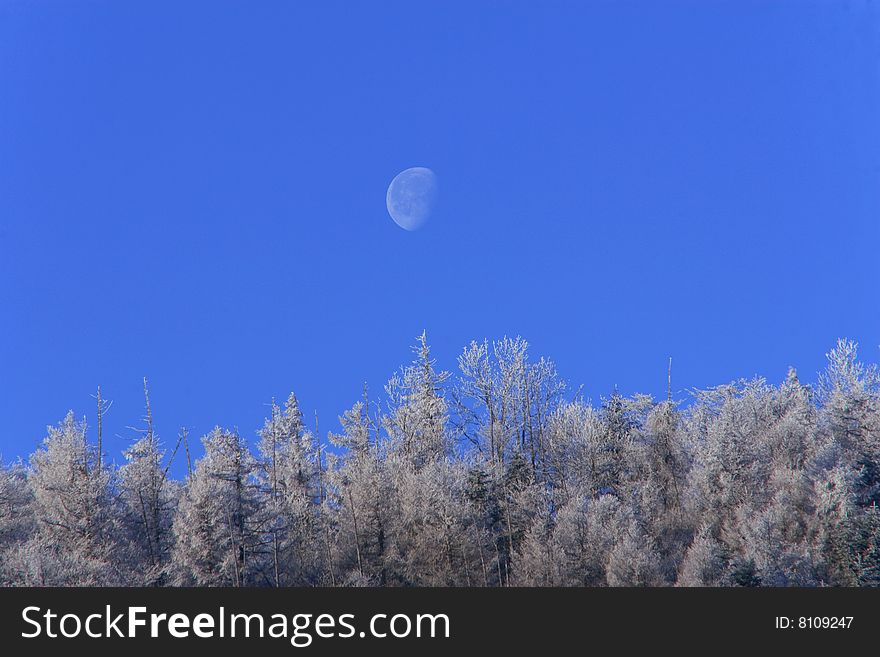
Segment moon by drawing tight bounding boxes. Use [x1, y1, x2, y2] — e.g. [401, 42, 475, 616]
[386, 167, 437, 231]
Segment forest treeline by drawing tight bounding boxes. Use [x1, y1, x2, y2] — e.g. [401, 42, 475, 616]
[1, 335, 879, 587]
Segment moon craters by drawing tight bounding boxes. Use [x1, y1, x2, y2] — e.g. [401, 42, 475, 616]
[386, 167, 437, 231]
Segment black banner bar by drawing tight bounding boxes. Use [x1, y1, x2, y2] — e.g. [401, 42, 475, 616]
[0, 587, 875, 654]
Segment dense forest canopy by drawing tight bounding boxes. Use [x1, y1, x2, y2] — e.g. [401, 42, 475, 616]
[1, 335, 879, 587]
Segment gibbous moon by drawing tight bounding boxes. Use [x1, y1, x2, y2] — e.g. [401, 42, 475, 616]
[386, 167, 437, 231]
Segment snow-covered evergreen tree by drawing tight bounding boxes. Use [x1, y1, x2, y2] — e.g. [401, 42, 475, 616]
[18, 412, 120, 585]
[0, 459, 34, 585]
[118, 381, 179, 584]
[172, 427, 261, 586]
[257, 393, 325, 585]
[3, 337, 880, 587]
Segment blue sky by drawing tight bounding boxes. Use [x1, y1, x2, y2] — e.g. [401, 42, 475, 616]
[1, 1, 878, 472]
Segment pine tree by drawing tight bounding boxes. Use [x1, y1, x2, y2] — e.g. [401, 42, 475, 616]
[3, 337, 880, 587]
[172, 427, 261, 586]
[23, 412, 119, 585]
[257, 393, 324, 585]
[0, 459, 34, 585]
[118, 379, 179, 584]
[384, 332, 450, 468]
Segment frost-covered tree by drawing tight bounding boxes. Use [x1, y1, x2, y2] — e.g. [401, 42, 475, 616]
[0, 459, 34, 585]
[455, 337, 564, 473]
[818, 340, 880, 508]
[17, 412, 120, 585]
[391, 458, 474, 585]
[257, 393, 325, 585]
[677, 525, 729, 586]
[453, 337, 564, 584]
[605, 525, 664, 586]
[118, 380, 180, 585]
[327, 395, 395, 585]
[4, 336, 880, 587]
[384, 332, 451, 468]
[172, 427, 261, 586]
